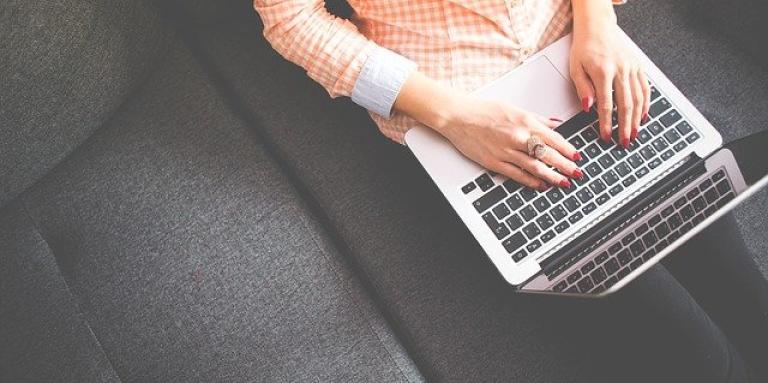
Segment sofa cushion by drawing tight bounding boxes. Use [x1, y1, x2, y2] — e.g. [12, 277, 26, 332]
[3, 31, 423, 383]
[0, 0, 168, 207]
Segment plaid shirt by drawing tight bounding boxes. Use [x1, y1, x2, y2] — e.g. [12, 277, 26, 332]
[254, 1, 616, 144]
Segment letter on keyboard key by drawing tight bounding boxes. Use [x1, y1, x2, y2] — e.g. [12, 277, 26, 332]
[555, 221, 570, 233]
[511, 249, 527, 262]
[546, 188, 564, 203]
[568, 211, 584, 224]
[533, 196, 551, 212]
[503, 232, 526, 254]
[649, 98, 671, 118]
[576, 188, 594, 203]
[659, 110, 682, 127]
[506, 214, 524, 230]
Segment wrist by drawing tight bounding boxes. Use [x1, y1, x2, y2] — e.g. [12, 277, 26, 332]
[572, 0, 617, 35]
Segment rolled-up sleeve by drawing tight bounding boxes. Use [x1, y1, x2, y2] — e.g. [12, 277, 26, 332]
[254, 0, 416, 118]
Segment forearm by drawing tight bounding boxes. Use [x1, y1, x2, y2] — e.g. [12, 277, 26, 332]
[392, 71, 465, 136]
[571, 0, 617, 36]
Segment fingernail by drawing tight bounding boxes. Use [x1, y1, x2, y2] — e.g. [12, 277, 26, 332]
[641, 113, 649, 124]
[549, 117, 563, 122]
[631, 127, 638, 141]
[572, 168, 584, 178]
[572, 152, 582, 162]
[581, 97, 592, 112]
[622, 138, 630, 148]
[559, 179, 572, 189]
[602, 133, 611, 143]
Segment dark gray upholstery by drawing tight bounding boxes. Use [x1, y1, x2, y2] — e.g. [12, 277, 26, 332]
[1, 12, 422, 383]
[0, 0, 168, 208]
[1, 0, 767, 381]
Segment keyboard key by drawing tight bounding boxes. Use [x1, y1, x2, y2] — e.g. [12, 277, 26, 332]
[704, 188, 719, 204]
[590, 267, 608, 284]
[564, 196, 581, 212]
[567, 270, 582, 284]
[574, 172, 591, 187]
[680, 205, 695, 221]
[692, 196, 706, 213]
[648, 121, 665, 136]
[475, 174, 494, 191]
[610, 147, 628, 161]
[615, 162, 632, 177]
[589, 179, 607, 194]
[598, 154, 615, 168]
[629, 240, 645, 257]
[602, 170, 620, 186]
[511, 249, 527, 262]
[640, 146, 656, 160]
[582, 128, 598, 142]
[462, 182, 477, 194]
[716, 180, 731, 195]
[604, 258, 620, 275]
[642, 231, 658, 247]
[649, 214, 662, 227]
[492, 203, 511, 219]
[536, 214, 555, 230]
[660, 149, 674, 161]
[617, 249, 633, 266]
[598, 137, 614, 151]
[523, 223, 541, 239]
[692, 214, 705, 225]
[676, 121, 693, 135]
[568, 211, 584, 224]
[581, 202, 597, 215]
[520, 205, 537, 221]
[668, 213, 682, 229]
[565, 286, 579, 293]
[699, 179, 713, 191]
[637, 128, 653, 143]
[581, 260, 596, 274]
[661, 205, 675, 218]
[635, 223, 649, 236]
[648, 158, 662, 169]
[674, 196, 687, 209]
[482, 212, 510, 239]
[621, 175, 637, 187]
[577, 276, 594, 292]
[569, 135, 586, 149]
[651, 137, 669, 152]
[554, 221, 570, 233]
[655, 222, 670, 238]
[629, 258, 644, 271]
[546, 188, 564, 204]
[553, 280, 568, 292]
[576, 188, 594, 203]
[520, 187, 538, 201]
[533, 196, 551, 212]
[585, 143, 601, 159]
[596, 193, 610, 205]
[673, 141, 687, 152]
[717, 192, 734, 207]
[506, 214, 524, 230]
[712, 170, 726, 182]
[685, 132, 701, 144]
[504, 232, 526, 253]
[503, 179, 522, 194]
[704, 205, 717, 217]
[648, 98, 671, 118]
[608, 242, 623, 255]
[627, 154, 644, 169]
[506, 194, 524, 210]
[609, 184, 624, 196]
[596, 252, 610, 264]
[526, 240, 542, 253]
[635, 166, 649, 179]
[586, 162, 602, 177]
[663, 129, 682, 144]
[541, 230, 556, 243]
[622, 233, 636, 246]
[617, 266, 631, 279]
[650, 86, 661, 101]
[604, 275, 620, 289]
[550, 205, 568, 221]
[659, 110, 682, 127]
[473, 186, 506, 213]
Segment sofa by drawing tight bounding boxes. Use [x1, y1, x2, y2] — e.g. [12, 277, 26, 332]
[1, 1, 767, 382]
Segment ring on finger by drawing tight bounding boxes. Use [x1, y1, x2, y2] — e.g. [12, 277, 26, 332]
[526, 135, 548, 160]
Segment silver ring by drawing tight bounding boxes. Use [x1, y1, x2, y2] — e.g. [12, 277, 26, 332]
[526, 135, 548, 160]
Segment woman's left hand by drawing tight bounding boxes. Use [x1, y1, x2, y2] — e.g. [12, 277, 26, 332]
[569, 7, 650, 148]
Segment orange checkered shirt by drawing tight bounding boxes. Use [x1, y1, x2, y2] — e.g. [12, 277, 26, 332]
[254, 1, 612, 144]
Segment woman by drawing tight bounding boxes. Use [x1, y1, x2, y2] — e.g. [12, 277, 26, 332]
[254, 1, 768, 381]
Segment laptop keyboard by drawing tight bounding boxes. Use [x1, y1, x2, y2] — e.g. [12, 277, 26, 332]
[552, 168, 735, 294]
[462, 86, 702, 264]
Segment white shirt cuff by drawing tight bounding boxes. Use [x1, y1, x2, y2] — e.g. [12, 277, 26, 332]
[351, 47, 417, 119]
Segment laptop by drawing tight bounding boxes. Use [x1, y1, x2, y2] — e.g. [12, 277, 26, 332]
[404, 31, 768, 297]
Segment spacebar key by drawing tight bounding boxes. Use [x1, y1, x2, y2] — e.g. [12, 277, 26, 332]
[503, 232, 526, 253]
[473, 186, 506, 213]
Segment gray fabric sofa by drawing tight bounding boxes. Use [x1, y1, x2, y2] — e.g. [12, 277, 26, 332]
[1, 1, 766, 382]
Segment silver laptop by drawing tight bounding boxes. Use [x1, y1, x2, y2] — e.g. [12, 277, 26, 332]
[405, 31, 768, 297]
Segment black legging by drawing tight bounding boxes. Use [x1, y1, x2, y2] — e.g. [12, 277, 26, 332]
[533, 213, 768, 382]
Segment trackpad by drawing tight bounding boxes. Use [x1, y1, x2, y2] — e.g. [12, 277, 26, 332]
[474, 56, 580, 121]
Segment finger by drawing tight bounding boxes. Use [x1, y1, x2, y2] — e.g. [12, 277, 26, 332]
[638, 70, 651, 128]
[614, 70, 633, 148]
[491, 161, 546, 191]
[530, 122, 581, 163]
[535, 141, 583, 180]
[592, 66, 615, 143]
[629, 70, 644, 142]
[571, 63, 595, 112]
[534, 114, 561, 129]
[505, 149, 572, 189]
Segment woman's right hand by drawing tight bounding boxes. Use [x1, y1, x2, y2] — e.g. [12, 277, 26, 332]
[434, 95, 583, 190]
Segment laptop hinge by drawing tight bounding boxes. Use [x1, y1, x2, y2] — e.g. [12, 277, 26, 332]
[538, 154, 706, 280]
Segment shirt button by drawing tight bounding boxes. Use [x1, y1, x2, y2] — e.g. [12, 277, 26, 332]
[509, 0, 521, 6]
[520, 47, 533, 57]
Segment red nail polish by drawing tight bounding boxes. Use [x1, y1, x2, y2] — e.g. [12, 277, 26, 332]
[631, 127, 638, 141]
[581, 97, 592, 112]
[622, 138, 630, 148]
[572, 152, 582, 162]
[641, 113, 649, 124]
[559, 179, 571, 189]
[602, 134, 611, 143]
[549, 117, 563, 123]
[572, 169, 584, 178]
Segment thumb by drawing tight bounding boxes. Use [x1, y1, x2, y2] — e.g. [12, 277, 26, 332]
[571, 64, 595, 113]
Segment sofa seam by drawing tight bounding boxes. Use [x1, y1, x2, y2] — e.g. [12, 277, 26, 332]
[18, 199, 125, 383]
